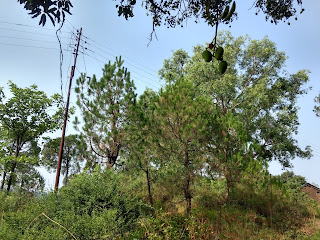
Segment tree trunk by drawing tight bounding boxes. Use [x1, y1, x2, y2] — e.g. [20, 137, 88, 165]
[184, 149, 192, 214]
[219, 176, 230, 206]
[7, 143, 20, 193]
[107, 155, 117, 168]
[1, 171, 6, 189]
[65, 157, 70, 185]
[217, 176, 230, 240]
[185, 187, 192, 214]
[146, 166, 154, 207]
[6, 161, 17, 193]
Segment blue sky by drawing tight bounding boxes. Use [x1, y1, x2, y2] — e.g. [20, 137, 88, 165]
[1, 1, 320, 188]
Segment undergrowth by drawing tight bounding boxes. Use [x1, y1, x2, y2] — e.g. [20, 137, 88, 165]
[0, 170, 319, 239]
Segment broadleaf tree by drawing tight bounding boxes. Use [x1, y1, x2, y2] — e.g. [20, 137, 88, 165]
[155, 31, 312, 206]
[17, 0, 73, 26]
[314, 93, 320, 117]
[0, 126, 12, 190]
[116, 0, 304, 28]
[17, 0, 305, 33]
[0, 81, 64, 192]
[160, 31, 311, 169]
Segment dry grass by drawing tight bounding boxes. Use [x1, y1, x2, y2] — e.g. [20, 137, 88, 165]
[300, 217, 320, 237]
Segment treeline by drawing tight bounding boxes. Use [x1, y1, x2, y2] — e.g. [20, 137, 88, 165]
[0, 31, 319, 239]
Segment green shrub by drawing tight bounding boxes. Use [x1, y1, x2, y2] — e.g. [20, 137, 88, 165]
[0, 169, 149, 240]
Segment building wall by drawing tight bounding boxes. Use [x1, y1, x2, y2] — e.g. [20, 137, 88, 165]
[301, 185, 320, 203]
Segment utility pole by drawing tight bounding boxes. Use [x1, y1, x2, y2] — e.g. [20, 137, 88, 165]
[54, 28, 82, 192]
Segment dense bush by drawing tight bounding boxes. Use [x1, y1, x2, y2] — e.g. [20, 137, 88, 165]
[0, 169, 149, 240]
[1, 169, 320, 239]
[230, 174, 319, 230]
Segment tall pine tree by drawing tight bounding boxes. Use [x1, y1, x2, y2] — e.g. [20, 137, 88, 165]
[75, 57, 136, 168]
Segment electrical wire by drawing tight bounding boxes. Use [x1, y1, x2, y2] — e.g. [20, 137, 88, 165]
[65, 19, 77, 30]
[0, 35, 70, 46]
[88, 51, 160, 88]
[80, 44, 87, 74]
[0, 42, 64, 50]
[0, 20, 70, 33]
[81, 45, 161, 87]
[1, 20, 161, 90]
[0, 26, 71, 39]
[2, 20, 319, 161]
[293, 137, 320, 157]
[81, 51, 160, 89]
[83, 35, 159, 77]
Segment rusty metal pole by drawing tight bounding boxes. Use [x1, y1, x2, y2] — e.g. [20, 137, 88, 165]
[54, 28, 82, 192]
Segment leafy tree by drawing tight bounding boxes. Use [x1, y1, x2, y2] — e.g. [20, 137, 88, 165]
[0, 127, 11, 190]
[0, 81, 63, 192]
[156, 31, 312, 207]
[314, 93, 320, 117]
[41, 134, 85, 185]
[75, 57, 136, 168]
[1, 149, 44, 193]
[17, 1, 305, 33]
[160, 31, 311, 169]
[277, 171, 306, 190]
[159, 49, 190, 84]
[17, 0, 72, 26]
[116, 0, 304, 32]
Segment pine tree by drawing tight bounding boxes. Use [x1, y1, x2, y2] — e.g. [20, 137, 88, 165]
[75, 57, 136, 168]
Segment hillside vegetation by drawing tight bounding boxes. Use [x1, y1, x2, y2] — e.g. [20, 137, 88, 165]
[1, 32, 319, 239]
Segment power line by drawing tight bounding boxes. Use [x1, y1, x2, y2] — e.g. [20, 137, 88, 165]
[1, 20, 159, 77]
[87, 51, 160, 88]
[81, 50, 158, 88]
[80, 45, 87, 74]
[0, 20, 69, 33]
[81, 50, 103, 69]
[0, 19, 161, 90]
[56, 20, 69, 103]
[64, 37, 77, 97]
[1, 20, 162, 88]
[82, 51, 160, 89]
[82, 45, 161, 87]
[83, 35, 159, 76]
[0, 35, 70, 45]
[65, 19, 77, 30]
[0, 42, 65, 51]
[294, 137, 320, 157]
[84, 39, 159, 79]
[0, 26, 71, 39]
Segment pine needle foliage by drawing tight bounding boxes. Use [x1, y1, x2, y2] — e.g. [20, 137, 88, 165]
[75, 57, 137, 168]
